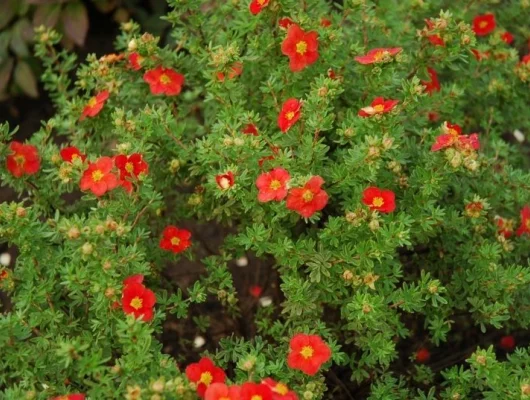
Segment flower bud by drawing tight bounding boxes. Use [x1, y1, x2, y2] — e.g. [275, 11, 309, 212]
[95, 224, 106, 235]
[128, 39, 137, 51]
[303, 391, 314, 400]
[234, 137, 245, 146]
[151, 379, 164, 393]
[342, 270, 354, 281]
[476, 355, 487, 366]
[105, 288, 115, 298]
[368, 219, 380, 231]
[362, 303, 372, 313]
[16, 207, 26, 218]
[68, 226, 81, 239]
[428, 284, 438, 294]
[521, 384, 530, 395]
[82, 242, 94, 255]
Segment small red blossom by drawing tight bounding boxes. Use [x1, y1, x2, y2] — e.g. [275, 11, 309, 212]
[6, 141, 40, 177]
[521, 54, 530, 65]
[50, 394, 86, 400]
[205, 383, 241, 400]
[499, 335, 516, 351]
[250, 0, 269, 15]
[216, 62, 243, 82]
[216, 171, 235, 190]
[242, 123, 259, 136]
[457, 134, 480, 151]
[262, 378, 298, 400]
[327, 69, 337, 79]
[278, 17, 295, 30]
[471, 49, 491, 61]
[473, 13, 496, 36]
[79, 156, 119, 197]
[123, 274, 144, 286]
[241, 382, 273, 400]
[122, 281, 156, 321]
[115, 153, 149, 192]
[428, 34, 445, 46]
[287, 333, 331, 375]
[501, 31, 514, 45]
[465, 202, 484, 218]
[415, 348, 430, 363]
[278, 98, 301, 132]
[362, 187, 396, 213]
[80, 90, 109, 121]
[496, 216, 514, 239]
[358, 97, 399, 117]
[422, 67, 440, 95]
[128, 52, 144, 70]
[159, 226, 192, 253]
[249, 285, 263, 298]
[60, 146, 86, 163]
[320, 17, 331, 27]
[186, 357, 226, 397]
[286, 176, 328, 218]
[516, 205, 530, 237]
[143, 66, 185, 96]
[281, 24, 319, 72]
[428, 111, 440, 122]
[0, 269, 9, 281]
[256, 168, 290, 202]
[354, 47, 402, 64]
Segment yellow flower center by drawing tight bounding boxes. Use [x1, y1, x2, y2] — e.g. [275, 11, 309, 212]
[300, 345, 314, 359]
[525, 220, 530, 229]
[200, 371, 213, 385]
[373, 104, 385, 113]
[302, 190, 314, 202]
[251, 396, 263, 400]
[71, 154, 79, 161]
[92, 169, 104, 182]
[275, 383, 289, 395]
[258, 0, 266, 4]
[448, 128, 458, 136]
[270, 179, 281, 190]
[88, 97, 98, 107]
[296, 40, 308, 55]
[374, 50, 388, 61]
[125, 162, 134, 173]
[160, 74, 172, 85]
[219, 177, 231, 189]
[219, 398, 230, 400]
[130, 296, 143, 310]
[372, 197, 384, 207]
[479, 21, 488, 29]
[171, 237, 181, 246]
[285, 111, 295, 121]
[14, 154, 26, 166]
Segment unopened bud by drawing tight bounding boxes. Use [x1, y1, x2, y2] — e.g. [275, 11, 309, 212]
[82, 242, 94, 255]
[342, 270, 354, 281]
[95, 224, 106, 235]
[522, 384, 530, 395]
[476, 355, 487, 366]
[16, 207, 26, 217]
[105, 288, 115, 298]
[128, 39, 137, 51]
[68, 227, 81, 239]
[234, 137, 244, 146]
[368, 219, 380, 231]
[151, 380, 164, 393]
[428, 284, 438, 294]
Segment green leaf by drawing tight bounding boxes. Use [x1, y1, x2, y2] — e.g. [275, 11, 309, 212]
[33, 4, 62, 29]
[14, 61, 38, 98]
[61, 1, 88, 46]
[0, 58, 14, 93]
[0, 0, 16, 30]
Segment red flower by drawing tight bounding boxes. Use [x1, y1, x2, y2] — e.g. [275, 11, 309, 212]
[431, 122, 462, 151]
[6, 141, 40, 177]
[186, 357, 226, 397]
[362, 187, 396, 213]
[358, 97, 399, 117]
[123, 274, 144, 286]
[320, 17, 331, 27]
[278, 98, 301, 133]
[522, 54, 530, 65]
[249, 285, 263, 298]
[60, 146, 86, 163]
[499, 335, 516, 351]
[241, 382, 273, 400]
[422, 67, 440, 95]
[424, 19, 445, 47]
[256, 168, 290, 202]
[496, 216, 514, 239]
[501, 31, 514, 45]
[281, 24, 319, 72]
[0, 269, 9, 281]
[80, 90, 109, 121]
[205, 383, 241, 400]
[115, 153, 149, 192]
[516, 205, 530, 237]
[250, 0, 269, 15]
[262, 378, 298, 400]
[143, 66, 185, 96]
[415, 348, 430, 363]
[354, 47, 402, 64]
[217, 62, 243, 82]
[159, 226, 192, 253]
[242, 123, 259, 136]
[473, 13, 496, 36]
[428, 111, 440, 122]
[79, 156, 119, 197]
[121, 281, 156, 321]
[286, 176, 328, 218]
[457, 134, 480, 151]
[278, 17, 295, 30]
[50, 394, 85, 400]
[129, 52, 144, 70]
[216, 171, 235, 190]
[287, 334, 331, 375]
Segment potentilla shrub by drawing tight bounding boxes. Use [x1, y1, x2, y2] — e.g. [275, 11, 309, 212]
[1, 0, 530, 399]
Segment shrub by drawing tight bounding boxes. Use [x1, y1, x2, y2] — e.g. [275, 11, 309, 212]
[1, 0, 530, 399]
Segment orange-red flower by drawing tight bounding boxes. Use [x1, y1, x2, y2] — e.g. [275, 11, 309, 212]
[415, 348, 430, 363]
[256, 168, 290, 202]
[159, 226, 192, 253]
[50, 394, 85, 400]
[278, 98, 301, 133]
[6, 141, 40, 177]
[262, 378, 298, 400]
[115, 153, 149, 192]
[473, 13, 496, 36]
[281, 24, 319, 72]
[216, 62, 243, 82]
[241, 382, 273, 400]
[362, 187, 396, 213]
[216, 171, 235, 190]
[0, 269, 9, 281]
[250, 0, 269, 15]
[186, 357, 226, 397]
[278, 17, 295, 30]
[516, 205, 530, 237]
[286, 176, 328, 218]
[242, 123, 259, 136]
[287, 334, 331, 375]
[501, 31, 514, 45]
[495, 216, 514, 239]
[431, 122, 480, 152]
[80, 90, 109, 121]
[205, 383, 241, 400]
[354, 47, 402, 64]
[129, 52, 144, 70]
[424, 19, 445, 47]
[499, 335, 516, 351]
[121, 277, 156, 321]
[320, 17, 331, 28]
[60, 146, 86, 163]
[143, 66, 185, 96]
[358, 97, 399, 117]
[422, 67, 440, 95]
[79, 157, 119, 197]
[471, 49, 491, 61]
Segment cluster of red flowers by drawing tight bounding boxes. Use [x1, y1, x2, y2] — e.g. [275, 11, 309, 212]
[186, 334, 330, 399]
[470, 13, 519, 61]
[121, 274, 156, 322]
[431, 122, 480, 153]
